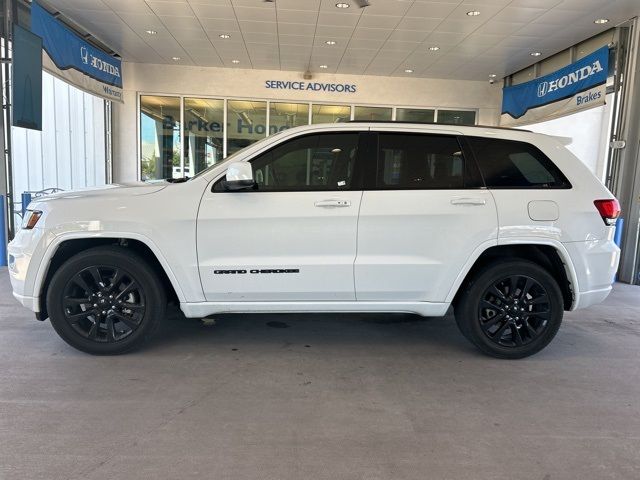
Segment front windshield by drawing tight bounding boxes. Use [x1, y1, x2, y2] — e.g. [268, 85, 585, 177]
[189, 131, 285, 180]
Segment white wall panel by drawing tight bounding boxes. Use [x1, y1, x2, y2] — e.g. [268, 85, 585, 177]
[10, 71, 107, 224]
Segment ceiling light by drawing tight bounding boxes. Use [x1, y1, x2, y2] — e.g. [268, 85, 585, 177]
[325, 40, 336, 45]
[172, 56, 180, 61]
[335, 2, 350, 8]
[219, 34, 231, 39]
[145, 29, 157, 35]
[530, 51, 541, 56]
[466, 10, 480, 16]
[404, 69, 413, 73]
[594, 18, 609, 24]
[231, 59, 240, 64]
[489, 74, 496, 78]
[429, 46, 440, 51]
[319, 65, 328, 69]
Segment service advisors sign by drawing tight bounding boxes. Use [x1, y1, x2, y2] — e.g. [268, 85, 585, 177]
[501, 46, 608, 126]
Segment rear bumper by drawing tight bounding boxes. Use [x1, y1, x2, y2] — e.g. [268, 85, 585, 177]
[563, 236, 619, 311]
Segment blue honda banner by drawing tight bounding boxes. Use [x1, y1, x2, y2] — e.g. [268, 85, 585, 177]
[502, 46, 608, 120]
[30, 2, 123, 102]
[12, 24, 43, 130]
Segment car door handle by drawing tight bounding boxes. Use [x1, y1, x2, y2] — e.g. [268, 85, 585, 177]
[450, 197, 486, 206]
[314, 199, 351, 208]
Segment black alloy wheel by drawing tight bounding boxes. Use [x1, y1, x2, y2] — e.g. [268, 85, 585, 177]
[47, 246, 166, 355]
[478, 275, 550, 348]
[62, 265, 146, 343]
[455, 260, 563, 359]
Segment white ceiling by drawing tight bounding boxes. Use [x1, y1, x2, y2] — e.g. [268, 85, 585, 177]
[42, 0, 640, 80]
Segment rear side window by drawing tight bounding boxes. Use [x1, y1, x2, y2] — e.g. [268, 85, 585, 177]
[468, 137, 571, 189]
[376, 133, 476, 189]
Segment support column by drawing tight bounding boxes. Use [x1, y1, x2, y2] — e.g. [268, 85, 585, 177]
[611, 19, 640, 284]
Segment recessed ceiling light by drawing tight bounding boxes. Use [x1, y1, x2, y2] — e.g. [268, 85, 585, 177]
[530, 51, 541, 56]
[325, 40, 336, 45]
[594, 18, 609, 24]
[489, 74, 497, 78]
[429, 46, 440, 51]
[172, 56, 180, 61]
[335, 2, 350, 8]
[466, 10, 480, 16]
[219, 34, 231, 39]
[145, 29, 157, 35]
[404, 69, 413, 73]
[319, 64, 328, 69]
[231, 59, 240, 64]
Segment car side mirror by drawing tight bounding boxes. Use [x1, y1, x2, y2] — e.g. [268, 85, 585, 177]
[222, 162, 256, 191]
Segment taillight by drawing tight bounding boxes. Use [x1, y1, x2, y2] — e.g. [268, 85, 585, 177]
[594, 199, 621, 226]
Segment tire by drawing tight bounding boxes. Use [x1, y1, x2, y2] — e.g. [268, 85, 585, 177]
[454, 260, 563, 359]
[46, 246, 166, 355]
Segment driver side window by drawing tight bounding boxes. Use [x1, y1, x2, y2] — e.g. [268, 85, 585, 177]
[250, 133, 359, 191]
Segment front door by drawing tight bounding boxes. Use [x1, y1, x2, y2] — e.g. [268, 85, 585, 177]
[197, 131, 364, 302]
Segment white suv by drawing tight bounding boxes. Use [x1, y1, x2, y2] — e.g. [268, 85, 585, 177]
[7, 123, 621, 358]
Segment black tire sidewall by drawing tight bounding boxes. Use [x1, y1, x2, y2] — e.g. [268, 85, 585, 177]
[455, 260, 564, 359]
[47, 246, 166, 355]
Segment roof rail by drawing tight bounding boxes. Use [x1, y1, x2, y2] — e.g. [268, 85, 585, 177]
[347, 120, 532, 132]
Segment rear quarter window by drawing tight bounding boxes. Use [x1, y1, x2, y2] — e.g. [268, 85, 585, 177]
[467, 137, 571, 189]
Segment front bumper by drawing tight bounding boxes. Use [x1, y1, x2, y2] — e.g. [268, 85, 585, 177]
[7, 227, 52, 313]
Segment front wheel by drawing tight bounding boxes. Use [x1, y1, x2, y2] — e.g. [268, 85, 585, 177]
[454, 260, 564, 359]
[46, 246, 166, 355]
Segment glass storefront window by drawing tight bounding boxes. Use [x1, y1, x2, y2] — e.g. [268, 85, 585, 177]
[396, 108, 435, 123]
[312, 104, 351, 124]
[184, 98, 224, 177]
[140, 95, 181, 181]
[269, 102, 309, 134]
[353, 106, 392, 121]
[436, 110, 476, 125]
[227, 100, 267, 156]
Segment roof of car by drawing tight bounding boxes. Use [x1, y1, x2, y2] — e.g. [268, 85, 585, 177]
[347, 121, 531, 133]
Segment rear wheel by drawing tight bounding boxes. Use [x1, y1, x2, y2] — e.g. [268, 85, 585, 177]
[46, 246, 166, 354]
[455, 260, 564, 359]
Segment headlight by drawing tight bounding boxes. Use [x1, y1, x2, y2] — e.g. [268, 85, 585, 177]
[21, 210, 43, 229]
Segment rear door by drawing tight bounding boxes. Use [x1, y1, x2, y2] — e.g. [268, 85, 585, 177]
[355, 130, 498, 302]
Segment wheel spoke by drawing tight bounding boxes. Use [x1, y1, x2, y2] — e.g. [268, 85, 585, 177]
[508, 276, 518, 298]
[528, 294, 548, 305]
[88, 319, 100, 340]
[520, 278, 534, 300]
[115, 280, 138, 300]
[64, 297, 91, 307]
[109, 268, 125, 291]
[112, 311, 139, 330]
[481, 312, 506, 330]
[511, 325, 523, 346]
[491, 321, 510, 340]
[65, 308, 96, 323]
[490, 285, 508, 301]
[105, 316, 116, 342]
[523, 319, 538, 337]
[481, 299, 503, 311]
[88, 267, 104, 289]
[72, 274, 92, 296]
[121, 302, 145, 312]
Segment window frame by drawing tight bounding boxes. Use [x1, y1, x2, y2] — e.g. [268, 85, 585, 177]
[364, 132, 485, 191]
[213, 131, 368, 193]
[465, 136, 573, 190]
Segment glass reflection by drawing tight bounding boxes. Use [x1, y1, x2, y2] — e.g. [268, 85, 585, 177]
[184, 98, 224, 177]
[140, 95, 181, 181]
